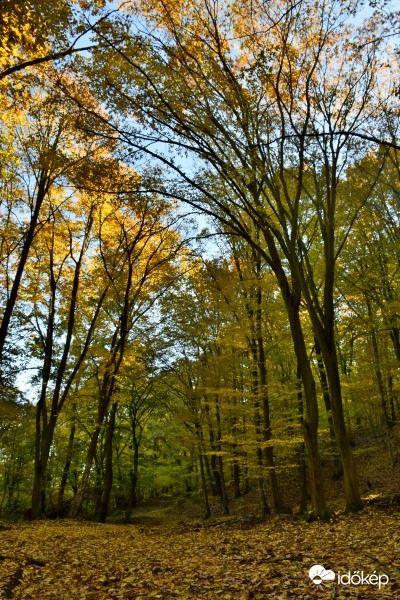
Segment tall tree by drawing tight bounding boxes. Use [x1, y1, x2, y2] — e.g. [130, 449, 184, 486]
[0, 82, 116, 369]
[70, 193, 183, 519]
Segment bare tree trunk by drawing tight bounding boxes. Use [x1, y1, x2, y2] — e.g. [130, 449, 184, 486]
[204, 454, 217, 496]
[57, 407, 76, 511]
[97, 402, 117, 523]
[297, 443, 308, 514]
[199, 454, 211, 519]
[319, 340, 362, 512]
[314, 338, 343, 480]
[218, 456, 230, 515]
[70, 403, 109, 518]
[254, 261, 282, 513]
[388, 376, 396, 424]
[124, 435, 140, 524]
[252, 361, 270, 517]
[390, 328, 400, 362]
[31, 212, 97, 518]
[286, 298, 327, 518]
[214, 392, 230, 515]
[366, 299, 391, 429]
[31, 262, 56, 519]
[233, 460, 241, 499]
[0, 171, 49, 363]
[261, 232, 328, 519]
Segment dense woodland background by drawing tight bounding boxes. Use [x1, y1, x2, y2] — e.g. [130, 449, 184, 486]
[0, 0, 399, 524]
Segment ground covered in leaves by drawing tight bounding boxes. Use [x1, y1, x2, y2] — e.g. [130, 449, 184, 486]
[1, 508, 399, 599]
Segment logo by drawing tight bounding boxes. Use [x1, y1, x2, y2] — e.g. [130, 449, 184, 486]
[308, 565, 389, 590]
[309, 564, 335, 586]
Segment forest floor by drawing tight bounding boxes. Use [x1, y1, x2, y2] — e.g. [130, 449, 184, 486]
[1, 434, 400, 599]
[0, 506, 399, 599]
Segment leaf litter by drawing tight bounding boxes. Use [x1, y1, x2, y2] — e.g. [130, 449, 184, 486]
[0, 508, 399, 599]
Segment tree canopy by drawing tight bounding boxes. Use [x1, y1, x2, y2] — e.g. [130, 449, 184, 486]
[0, 0, 399, 529]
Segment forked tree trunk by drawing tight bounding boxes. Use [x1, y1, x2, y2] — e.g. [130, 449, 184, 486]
[311, 282, 362, 511]
[262, 231, 328, 519]
[70, 403, 109, 518]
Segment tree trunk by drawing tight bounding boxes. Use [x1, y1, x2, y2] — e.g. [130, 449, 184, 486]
[124, 435, 140, 524]
[70, 408, 107, 518]
[262, 231, 328, 518]
[218, 455, 230, 515]
[204, 454, 217, 496]
[390, 328, 400, 362]
[214, 392, 230, 515]
[233, 460, 241, 499]
[289, 305, 328, 518]
[31, 266, 56, 520]
[199, 454, 211, 519]
[259, 359, 281, 513]
[321, 346, 362, 512]
[297, 443, 308, 514]
[97, 402, 117, 523]
[254, 267, 282, 513]
[314, 338, 343, 480]
[0, 171, 49, 363]
[57, 410, 76, 511]
[302, 167, 362, 513]
[252, 360, 270, 517]
[31, 213, 98, 518]
[366, 299, 391, 429]
[388, 375, 396, 424]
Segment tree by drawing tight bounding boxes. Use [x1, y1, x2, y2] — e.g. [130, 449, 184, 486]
[28, 192, 99, 518]
[1, 0, 399, 524]
[70, 192, 183, 519]
[0, 80, 116, 370]
[0, 0, 111, 81]
[336, 150, 400, 434]
[119, 350, 160, 523]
